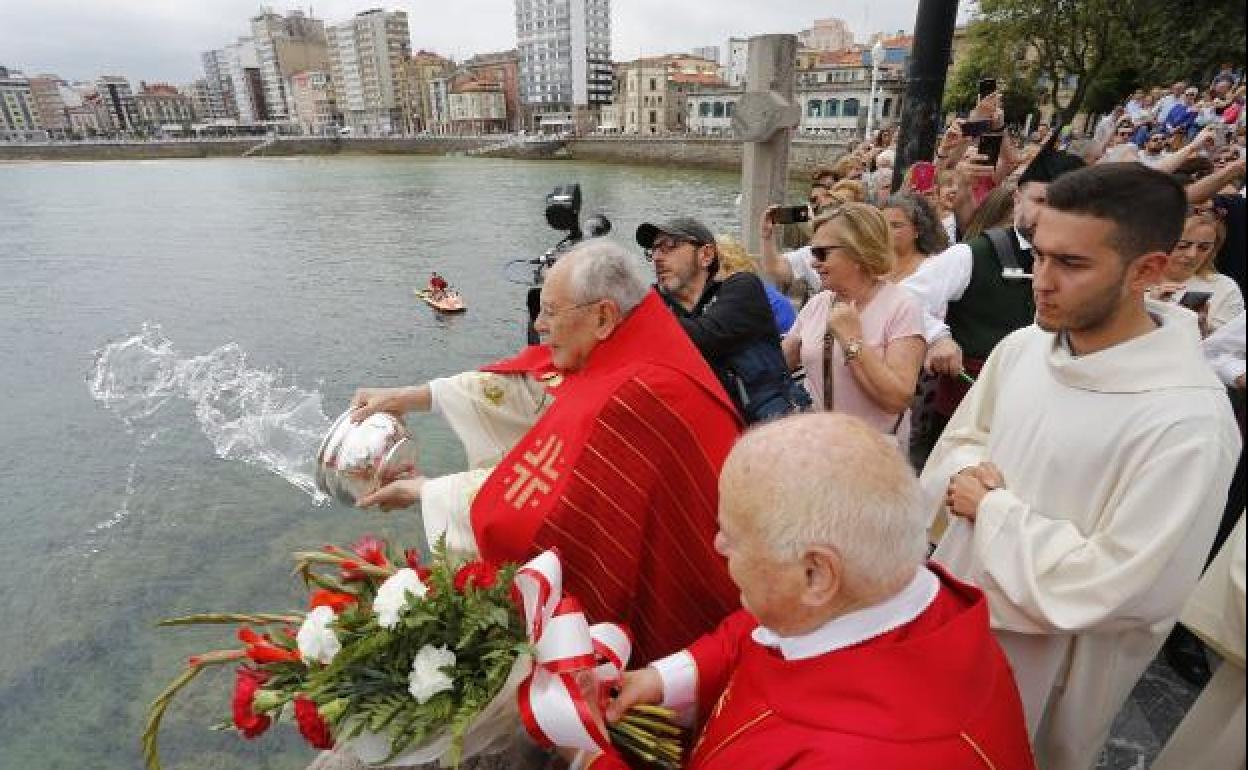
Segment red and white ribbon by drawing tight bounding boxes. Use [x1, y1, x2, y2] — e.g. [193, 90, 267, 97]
[514, 550, 632, 753]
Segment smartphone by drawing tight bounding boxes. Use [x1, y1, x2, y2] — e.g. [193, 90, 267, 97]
[771, 205, 811, 225]
[961, 119, 993, 138]
[1178, 290, 1213, 310]
[978, 78, 998, 101]
[909, 161, 937, 194]
[976, 133, 1004, 165]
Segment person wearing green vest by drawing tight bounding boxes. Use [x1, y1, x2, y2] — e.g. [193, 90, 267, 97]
[903, 142, 1086, 455]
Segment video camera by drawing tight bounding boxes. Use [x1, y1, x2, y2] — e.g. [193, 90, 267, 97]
[523, 183, 612, 342]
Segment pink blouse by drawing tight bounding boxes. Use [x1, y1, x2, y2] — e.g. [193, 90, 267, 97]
[787, 283, 924, 441]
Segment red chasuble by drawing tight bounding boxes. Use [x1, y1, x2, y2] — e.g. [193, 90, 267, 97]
[591, 565, 1036, 770]
[472, 291, 743, 662]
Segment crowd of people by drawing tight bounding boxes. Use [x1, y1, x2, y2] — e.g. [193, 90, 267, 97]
[331, 67, 1246, 770]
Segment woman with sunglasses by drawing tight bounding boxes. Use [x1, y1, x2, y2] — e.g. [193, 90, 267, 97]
[781, 204, 926, 445]
[1149, 211, 1244, 335]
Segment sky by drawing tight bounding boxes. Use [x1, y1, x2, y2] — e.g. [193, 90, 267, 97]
[0, 0, 944, 84]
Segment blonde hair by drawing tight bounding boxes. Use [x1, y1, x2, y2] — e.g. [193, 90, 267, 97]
[830, 179, 865, 203]
[1183, 213, 1226, 277]
[812, 202, 895, 278]
[715, 235, 760, 275]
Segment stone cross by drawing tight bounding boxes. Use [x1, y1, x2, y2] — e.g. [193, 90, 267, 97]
[733, 34, 801, 255]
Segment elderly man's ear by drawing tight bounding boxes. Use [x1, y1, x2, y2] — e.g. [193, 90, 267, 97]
[801, 546, 844, 606]
[592, 300, 625, 340]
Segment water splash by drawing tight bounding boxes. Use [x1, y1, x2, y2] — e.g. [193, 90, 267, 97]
[88, 323, 331, 504]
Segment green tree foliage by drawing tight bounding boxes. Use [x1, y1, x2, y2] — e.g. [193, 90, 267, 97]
[949, 0, 1246, 123]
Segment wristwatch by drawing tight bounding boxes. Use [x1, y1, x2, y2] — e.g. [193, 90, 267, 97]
[843, 338, 863, 363]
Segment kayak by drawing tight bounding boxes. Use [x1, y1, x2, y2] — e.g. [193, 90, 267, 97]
[415, 288, 466, 313]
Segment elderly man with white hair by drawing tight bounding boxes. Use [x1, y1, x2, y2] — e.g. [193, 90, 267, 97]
[579, 413, 1036, 770]
[348, 239, 743, 663]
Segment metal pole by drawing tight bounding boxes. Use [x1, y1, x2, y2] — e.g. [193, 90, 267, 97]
[867, 65, 879, 138]
[890, 0, 959, 193]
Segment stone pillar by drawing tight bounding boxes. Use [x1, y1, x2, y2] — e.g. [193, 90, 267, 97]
[732, 34, 800, 256]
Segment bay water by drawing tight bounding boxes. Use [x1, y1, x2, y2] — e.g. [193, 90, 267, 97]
[0, 156, 755, 770]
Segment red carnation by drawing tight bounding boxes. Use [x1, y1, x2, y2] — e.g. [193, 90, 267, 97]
[453, 561, 499, 593]
[405, 549, 433, 582]
[309, 589, 358, 614]
[231, 667, 272, 739]
[238, 627, 301, 664]
[352, 535, 389, 567]
[293, 696, 335, 750]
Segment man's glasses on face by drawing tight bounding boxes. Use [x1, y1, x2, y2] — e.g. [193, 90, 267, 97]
[645, 236, 697, 261]
[537, 299, 601, 321]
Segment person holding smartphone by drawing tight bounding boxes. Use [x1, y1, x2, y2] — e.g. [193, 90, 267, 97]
[1148, 210, 1245, 335]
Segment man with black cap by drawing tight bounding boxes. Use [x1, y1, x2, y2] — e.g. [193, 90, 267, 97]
[903, 135, 1086, 442]
[636, 217, 809, 423]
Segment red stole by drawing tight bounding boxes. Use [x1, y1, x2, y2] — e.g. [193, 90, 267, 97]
[472, 292, 744, 661]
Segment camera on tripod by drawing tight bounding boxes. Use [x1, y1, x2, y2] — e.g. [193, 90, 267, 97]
[524, 184, 612, 342]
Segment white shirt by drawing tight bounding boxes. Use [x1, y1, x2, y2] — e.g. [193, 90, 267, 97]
[783, 245, 822, 296]
[1204, 309, 1246, 386]
[902, 229, 1032, 344]
[649, 566, 941, 710]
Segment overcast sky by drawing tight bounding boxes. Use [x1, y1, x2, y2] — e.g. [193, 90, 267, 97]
[0, 0, 955, 84]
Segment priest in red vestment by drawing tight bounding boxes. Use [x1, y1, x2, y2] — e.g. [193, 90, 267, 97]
[351, 239, 743, 662]
[576, 414, 1036, 770]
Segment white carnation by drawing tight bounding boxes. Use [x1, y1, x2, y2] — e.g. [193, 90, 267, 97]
[296, 605, 341, 665]
[408, 644, 456, 704]
[373, 568, 428, 630]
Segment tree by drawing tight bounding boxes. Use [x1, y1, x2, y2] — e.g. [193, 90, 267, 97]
[943, 20, 1037, 124]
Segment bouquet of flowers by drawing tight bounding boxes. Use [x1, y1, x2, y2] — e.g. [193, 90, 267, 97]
[142, 536, 529, 769]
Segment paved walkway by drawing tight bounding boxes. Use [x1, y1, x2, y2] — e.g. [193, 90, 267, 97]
[1097, 654, 1206, 769]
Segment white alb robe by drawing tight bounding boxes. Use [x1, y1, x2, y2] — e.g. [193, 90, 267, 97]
[1151, 513, 1246, 770]
[921, 301, 1241, 770]
[418, 370, 549, 557]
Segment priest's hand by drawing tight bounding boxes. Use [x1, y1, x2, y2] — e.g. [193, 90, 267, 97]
[946, 469, 993, 523]
[971, 462, 1005, 491]
[605, 667, 664, 723]
[926, 336, 963, 377]
[356, 477, 425, 511]
[350, 385, 428, 422]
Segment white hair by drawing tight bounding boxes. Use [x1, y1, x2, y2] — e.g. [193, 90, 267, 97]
[726, 413, 928, 595]
[562, 238, 650, 316]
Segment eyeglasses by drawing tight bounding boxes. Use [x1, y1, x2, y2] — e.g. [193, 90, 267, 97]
[536, 299, 601, 321]
[644, 236, 699, 261]
[809, 244, 846, 262]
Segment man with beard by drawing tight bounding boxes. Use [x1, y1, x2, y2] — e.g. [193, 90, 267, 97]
[638, 217, 808, 424]
[903, 140, 1085, 437]
[921, 163, 1241, 770]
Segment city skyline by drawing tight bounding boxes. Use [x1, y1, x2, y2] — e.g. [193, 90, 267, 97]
[0, 0, 953, 83]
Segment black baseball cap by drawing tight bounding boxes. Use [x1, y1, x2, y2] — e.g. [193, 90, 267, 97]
[635, 217, 716, 249]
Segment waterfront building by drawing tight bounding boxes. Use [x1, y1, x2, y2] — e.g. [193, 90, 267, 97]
[95, 75, 141, 134]
[404, 50, 454, 133]
[691, 46, 721, 66]
[0, 66, 45, 140]
[199, 48, 238, 121]
[134, 82, 196, 135]
[28, 74, 70, 137]
[326, 9, 411, 136]
[514, 0, 611, 134]
[251, 10, 330, 124]
[63, 82, 109, 137]
[289, 70, 338, 135]
[447, 78, 507, 135]
[722, 37, 749, 87]
[798, 18, 855, 52]
[427, 76, 451, 134]
[462, 50, 522, 132]
[613, 55, 726, 135]
[685, 85, 741, 137]
[223, 38, 267, 124]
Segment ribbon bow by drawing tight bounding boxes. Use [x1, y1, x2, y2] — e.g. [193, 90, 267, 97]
[514, 550, 632, 752]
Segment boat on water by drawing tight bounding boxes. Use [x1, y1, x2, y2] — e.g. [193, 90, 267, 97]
[414, 288, 466, 313]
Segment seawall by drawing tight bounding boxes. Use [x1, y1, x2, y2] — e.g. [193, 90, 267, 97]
[0, 136, 850, 177]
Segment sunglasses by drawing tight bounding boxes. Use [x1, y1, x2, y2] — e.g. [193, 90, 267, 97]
[809, 244, 846, 262]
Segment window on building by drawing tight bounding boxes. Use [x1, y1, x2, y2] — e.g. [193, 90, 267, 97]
[725, 102, 734, 117]
[882, 98, 893, 117]
[712, 102, 724, 118]
[649, 110, 657, 123]
[699, 102, 711, 117]
[843, 98, 859, 117]
[824, 99, 838, 117]
[649, 78, 657, 91]
[807, 99, 822, 118]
